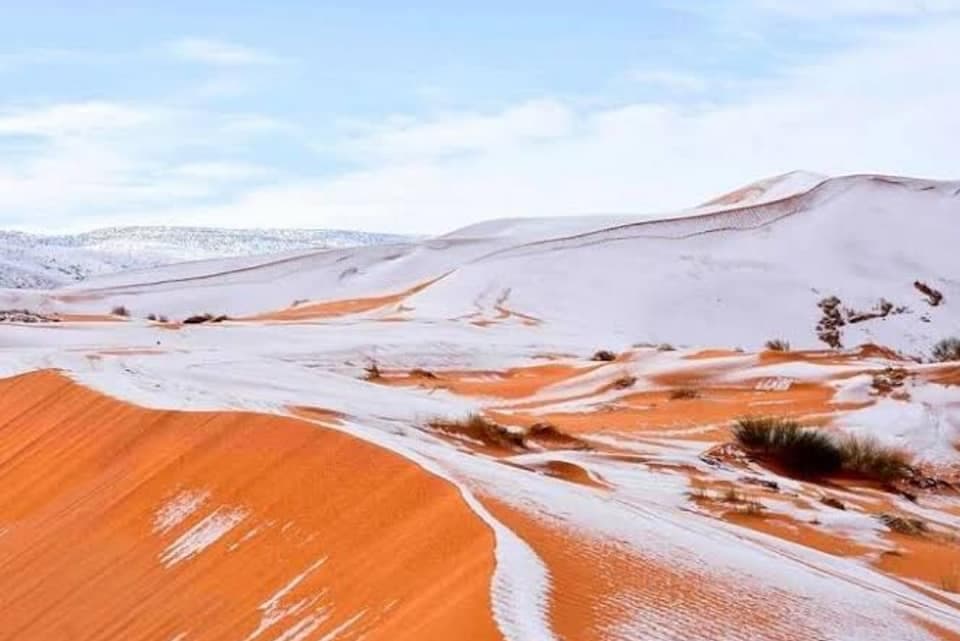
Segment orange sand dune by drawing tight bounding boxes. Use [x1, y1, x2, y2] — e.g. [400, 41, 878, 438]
[482, 497, 829, 641]
[0, 371, 501, 641]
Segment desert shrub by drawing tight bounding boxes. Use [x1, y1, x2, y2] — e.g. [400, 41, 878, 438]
[111, 305, 130, 317]
[591, 350, 617, 362]
[820, 496, 846, 511]
[146, 313, 157, 321]
[932, 337, 960, 362]
[656, 343, 676, 352]
[733, 417, 844, 476]
[837, 435, 912, 482]
[669, 387, 700, 400]
[182, 313, 214, 324]
[613, 374, 637, 389]
[734, 417, 913, 481]
[879, 513, 927, 536]
[410, 368, 438, 379]
[526, 422, 590, 450]
[363, 362, 382, 381]
[765, 339, 790, 352]
[428, 414, 526, 450]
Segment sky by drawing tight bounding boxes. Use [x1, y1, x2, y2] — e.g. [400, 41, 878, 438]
[0, 1, 958, 235]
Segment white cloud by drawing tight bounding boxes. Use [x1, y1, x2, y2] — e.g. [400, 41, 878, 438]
[2, 20, 958, 235]
[166, 38, 287, 66]
[171, 161, 274, 181]
[0, 102, 154, 137]
[337, 99, 575, 161]
[0, 100, 293, 227]
[749, 0, 960, 18]
[163, 19, 960, 234]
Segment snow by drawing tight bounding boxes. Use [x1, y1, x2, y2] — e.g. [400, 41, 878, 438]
[5, 174, 955, 357]
[0, 226, 408, 289]
[160, 505, 250, 567]
[153, 489, 210, 534]
[2, 171, 960, 640]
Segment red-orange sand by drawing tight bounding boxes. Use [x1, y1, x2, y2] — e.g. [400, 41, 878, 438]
[0, 371, 501, 641]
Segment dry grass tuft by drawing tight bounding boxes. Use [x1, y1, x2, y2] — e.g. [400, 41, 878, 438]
[879, 513, 928, 536]
[765, 338, 791, 352]
[591, 349, 617, 362]
[428, 414, 527, 450]
[932, 337, 960, 363]
[613, 374, 637, 389]
[363, 362, 382, 381]
[733, 416, 914, 481]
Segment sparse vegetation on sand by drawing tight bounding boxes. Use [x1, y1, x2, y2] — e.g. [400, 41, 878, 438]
[591, 349, 617, 362]
[613, 374, 637, 389]
[732, 416, 912, 481]
[409, 367, 438, 379]
[932, 337, 960, 362]
[878, 513, 928, 536]
[765, 338, 790, 352]
[428, 414, 527, 450]
[111, 305, 130, 317]
[656, 343, 676, 352]
[689, 487, 765, 515]
[363, 361, 382, 381]
[669, 387, 700, 400]
[182, 313, 229, 325]
[427, 416, 588, 451]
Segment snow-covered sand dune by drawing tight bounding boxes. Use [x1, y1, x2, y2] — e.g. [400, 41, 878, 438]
[1, 172, 959, 641]
[14, 172, 957, 356]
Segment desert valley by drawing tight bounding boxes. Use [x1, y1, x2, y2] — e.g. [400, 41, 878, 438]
[0, 171, 958, 640]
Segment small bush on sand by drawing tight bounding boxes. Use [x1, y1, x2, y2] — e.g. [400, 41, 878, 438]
[613, 374, 637, 389]
[146, 313, 157, 321]
[182, 313, 214, 325]
[932, 337, 960, 362]
[734, 417, 913, 481]
[591, 350, 617, 362]
[670, 387, 700, 400]
[656, 343, 676, 352]
[111, 305, 130, 317]
[879, 513, 927, 536]
[363, 362, 382, 381]
[836, 435, 912, 482]
[429, 414, 526, 450]
[765, 339, 790, 352]
[410, 367, 438, 379]
[733, 417, 844, 477]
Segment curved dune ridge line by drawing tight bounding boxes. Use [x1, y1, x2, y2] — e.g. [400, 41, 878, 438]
[0, 371, 503, 641]
[13, 172, 957, 357]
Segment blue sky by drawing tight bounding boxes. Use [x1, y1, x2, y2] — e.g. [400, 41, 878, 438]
[1, 1, 958, 234]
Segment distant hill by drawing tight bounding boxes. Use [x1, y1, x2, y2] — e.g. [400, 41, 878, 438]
[0, 226, 409, 289]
